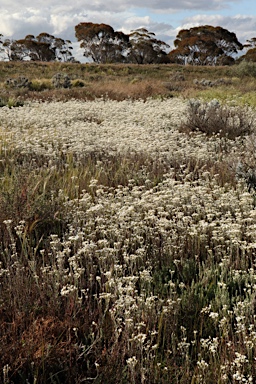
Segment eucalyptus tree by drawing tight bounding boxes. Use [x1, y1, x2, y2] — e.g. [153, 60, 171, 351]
[127, 28, 170, 64]
[240, 37, 256, 62]
[1, 33, 74, 62]
[75, 22, 129, 63]
[169, 25, 243, 65]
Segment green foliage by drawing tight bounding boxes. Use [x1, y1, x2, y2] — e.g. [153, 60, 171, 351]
[232, 60, 256, 77]
[0, 96, 24, 107]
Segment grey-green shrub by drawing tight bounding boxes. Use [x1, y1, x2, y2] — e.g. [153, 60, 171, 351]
[181, 98, 255, 139]
[52, 73, 71, 89]
[5, 76, 31, 88]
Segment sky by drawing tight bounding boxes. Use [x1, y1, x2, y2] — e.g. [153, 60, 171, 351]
[0, 0, 255, 61]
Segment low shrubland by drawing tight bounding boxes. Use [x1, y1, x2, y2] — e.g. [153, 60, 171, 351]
[1, 61, 256, 105]
[0, 94, 256, 383]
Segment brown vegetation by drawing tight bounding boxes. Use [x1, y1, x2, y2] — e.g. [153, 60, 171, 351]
[0, 61, 255, 105]
[1, 62, 256, 383]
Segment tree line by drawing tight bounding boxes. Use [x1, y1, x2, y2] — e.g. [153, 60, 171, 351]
[0, 23, 256, 65]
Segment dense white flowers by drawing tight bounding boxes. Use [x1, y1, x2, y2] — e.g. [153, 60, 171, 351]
[2, 97, 256, 382]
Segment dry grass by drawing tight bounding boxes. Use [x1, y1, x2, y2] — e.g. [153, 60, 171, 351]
[0, 64, 256, 383]
[1, 61, 255, 104]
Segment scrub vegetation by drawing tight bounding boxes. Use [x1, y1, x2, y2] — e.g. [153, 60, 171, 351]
[1, 62, 256, 383]
[1, 61, 256, 105]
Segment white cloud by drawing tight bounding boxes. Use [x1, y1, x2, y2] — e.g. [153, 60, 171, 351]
[0, 1, 254, 61]
[0, 0, 240, 14]
[121, 16, 152, 33]
[0, 9, 49, 38]
[179, 14, 256, 44]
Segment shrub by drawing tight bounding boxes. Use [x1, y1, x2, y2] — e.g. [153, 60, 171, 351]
[236, 162, 256, 191]
[52, 73, 71, 89]
[72, 79, 86, 87]
[30, 79, 52, 91]
[169, 71, 185, 82]
[0, 97, 24, 108]
[5, 76, 31, 89]
[232, 61, 256, 78]
[162, 81, 182, 91]
[180, 98, 255, 139]
[193, 78, 231, 87]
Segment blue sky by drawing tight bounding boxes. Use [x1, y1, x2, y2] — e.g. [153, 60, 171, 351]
[0, 0, 255, 61]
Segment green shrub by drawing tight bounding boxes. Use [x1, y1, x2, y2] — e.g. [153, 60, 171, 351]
[232, 61, 256, 78]
[72, 79, 86, 87]
[0, 97, 24, 108]
[30, 79, 52, 91]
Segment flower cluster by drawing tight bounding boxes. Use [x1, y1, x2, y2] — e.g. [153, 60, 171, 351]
[1, 97, 256, 382]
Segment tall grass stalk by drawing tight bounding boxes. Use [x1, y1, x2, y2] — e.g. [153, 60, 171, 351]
[0, 97, 256, 383]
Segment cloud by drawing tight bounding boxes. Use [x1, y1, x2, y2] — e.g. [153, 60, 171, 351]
[179, 14, 256, 44]
[0, 3, 174, 40]
[125, 0, 240, 12]
[0, 1, 254, 61]
[0, 1, 246, 39]
[0, 0, 241, 22]
[0, 9, 50, 38]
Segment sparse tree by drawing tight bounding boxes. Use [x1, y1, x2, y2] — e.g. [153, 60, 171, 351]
[240, 48, 256, 62]
[244, 37, 256, 49]
[0, 34, 3, 57]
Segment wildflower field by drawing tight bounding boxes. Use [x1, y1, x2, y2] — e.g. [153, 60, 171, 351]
[1, 94, 256, 383]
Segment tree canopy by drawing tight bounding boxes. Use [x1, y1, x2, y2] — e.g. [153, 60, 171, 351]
[168, 25, 243, 65]
[127, 28, 170, 64]
[75, 23, 169, 64]
[75, 22, 129, 63]
[0, 33, 74, 62]
[0, 23, 253, 65]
